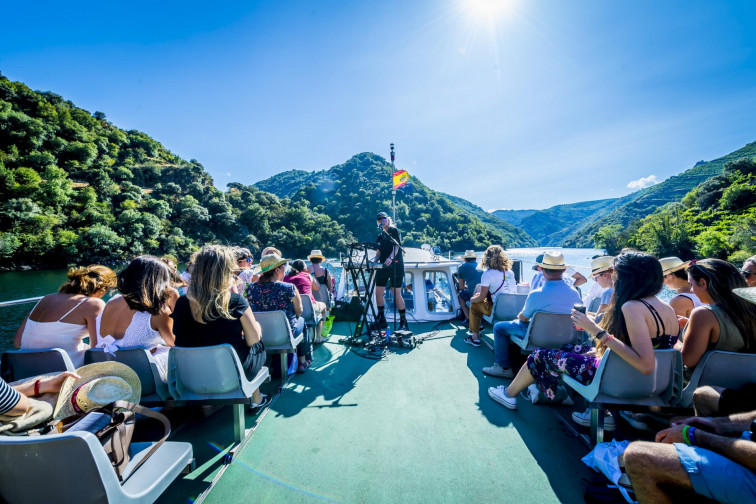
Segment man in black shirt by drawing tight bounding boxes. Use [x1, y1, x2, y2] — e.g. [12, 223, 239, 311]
[373, 211, 408, 330]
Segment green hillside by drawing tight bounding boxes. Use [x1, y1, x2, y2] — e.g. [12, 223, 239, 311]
[255, 153, 535, 250]
[564, 141, 756, 247]
[439, 193, 536, 247]
[0, 75, 352, 268]
[492, 209, 538, 226]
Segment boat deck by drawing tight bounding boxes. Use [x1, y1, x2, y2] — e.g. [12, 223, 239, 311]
[158, 321, 593, 503]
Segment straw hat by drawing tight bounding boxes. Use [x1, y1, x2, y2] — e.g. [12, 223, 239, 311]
[53, 362, 141, 420]
[659, 257, 691, 275]
[463, 250, 477, 260]
[734, 287, 756, 306]
[259, 253, 289, 274]
[590, 256, 614, 278]
[307, 250, 326, 261]
[536, 251, 569, 270]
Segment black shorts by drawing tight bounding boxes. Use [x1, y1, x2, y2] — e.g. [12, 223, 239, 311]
[374, 263, 405, 288]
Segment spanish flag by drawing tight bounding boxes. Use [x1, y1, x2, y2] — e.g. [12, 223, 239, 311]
[393, 169, 409, 189]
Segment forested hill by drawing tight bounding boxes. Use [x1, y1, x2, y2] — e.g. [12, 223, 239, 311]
[563, 141, 756, 247]
[255, 153, 536, 250]
[0, 74, 353, 268]
[494, 198, 620, 246]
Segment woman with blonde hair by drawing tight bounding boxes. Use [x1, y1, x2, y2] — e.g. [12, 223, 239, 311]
[172, 245, 267, 406]
[464, 245, 516, 347]
[15, 265, 117, 366]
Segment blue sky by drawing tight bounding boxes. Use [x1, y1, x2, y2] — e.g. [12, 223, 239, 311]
[3, 0, 756, 210]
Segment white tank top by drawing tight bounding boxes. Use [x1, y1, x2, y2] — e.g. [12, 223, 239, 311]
[675, 292, 703, 308]
[20, 297, 90, 367]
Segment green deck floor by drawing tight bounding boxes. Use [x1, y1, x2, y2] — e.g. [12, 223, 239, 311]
[198, 321, 592, 504]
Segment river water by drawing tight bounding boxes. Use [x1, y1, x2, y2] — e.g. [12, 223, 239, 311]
[0, 247, 619, 352]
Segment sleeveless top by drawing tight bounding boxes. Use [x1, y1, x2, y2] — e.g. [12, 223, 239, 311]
[310, 265, 331, 307]
[672, 292, 703, 309]
[638, 300, 679, 349]
[701, 305, 745, 353]
[21, 297, 90, 367]
[96, 295, 169, 380]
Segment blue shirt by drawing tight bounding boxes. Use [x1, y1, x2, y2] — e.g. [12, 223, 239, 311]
[522, 279, 582, 319]
[458, 261, 483, 293]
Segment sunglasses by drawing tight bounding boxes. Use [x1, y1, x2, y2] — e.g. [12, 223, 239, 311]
[743, 270, 754, 279]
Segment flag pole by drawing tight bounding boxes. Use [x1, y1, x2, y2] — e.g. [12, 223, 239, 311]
[390, 143, 396, 221]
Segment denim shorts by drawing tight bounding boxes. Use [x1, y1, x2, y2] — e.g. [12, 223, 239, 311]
[675, 443, 756, 504]
[459, 289, 474, 301]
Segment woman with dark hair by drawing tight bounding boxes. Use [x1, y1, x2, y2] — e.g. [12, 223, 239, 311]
[677, 259, 756, 369]
[660, 257, 702, 321]
[172, 245, 267, 406]
[488, 250, 679, 411]
[15, 265, 117, 366]
[307, 250, 332, 310]
[285, 259, 327, 342]
[96, 256, 183, 380]
[246, 254, 310, 372]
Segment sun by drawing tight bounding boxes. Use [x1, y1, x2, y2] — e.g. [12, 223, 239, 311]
[465, 0, 514, 19]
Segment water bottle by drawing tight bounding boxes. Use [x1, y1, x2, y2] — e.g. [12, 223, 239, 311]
[386, 327, 391, 342]
[573, 303, 587, 342]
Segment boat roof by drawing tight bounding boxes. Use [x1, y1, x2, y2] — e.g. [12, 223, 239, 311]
[158, 321, 593, 503]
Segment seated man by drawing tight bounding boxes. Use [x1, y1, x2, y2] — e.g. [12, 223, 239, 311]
[530, 253, 587, 291]
[693, 384, 756, 417]
[483, 251, 581, 378]
[624, 407, 756, 504]
[457, 250, 482, 322]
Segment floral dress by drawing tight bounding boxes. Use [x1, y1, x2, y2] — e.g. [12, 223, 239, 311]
[245, 281, 298, 332]
[526, 300, 679, 401]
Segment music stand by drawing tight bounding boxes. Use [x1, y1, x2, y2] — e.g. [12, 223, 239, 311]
[342, 243, 380, 341]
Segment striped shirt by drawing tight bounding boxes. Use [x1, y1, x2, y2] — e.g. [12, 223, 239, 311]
[0, 378, 21, 415]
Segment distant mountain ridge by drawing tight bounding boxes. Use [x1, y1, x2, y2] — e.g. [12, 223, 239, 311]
[255, 153, 536, 250]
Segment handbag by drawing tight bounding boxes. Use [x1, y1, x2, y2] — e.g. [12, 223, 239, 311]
[55, 400, 170, 482]
[485, 275, 507, 304]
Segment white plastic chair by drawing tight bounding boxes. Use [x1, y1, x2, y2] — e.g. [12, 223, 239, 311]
[255, 310, 304, 385]
[1, 348, 76, 382]
[167, 344, 270, 442]
[300, 295, 323, 340]
[0, 431, 193, 504]
[84, 347, 171, 402]
[678, 350, 756, 408]
[482, 293, 527, 326]
[510, 312, 576, 351]
[563, 348, 683, 443]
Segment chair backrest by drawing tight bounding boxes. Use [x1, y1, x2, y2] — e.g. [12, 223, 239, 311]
[693, 350, 756, 391]
[84, 347, 167, 399]
[255, 310, 296, 349]
[300, 295, 316, 323]
[0, 348, 76, 382]
[600, 349, 682, 403]
[587, 297, 601, 313]
[492, 293, 527, 321]
[0, 431, 119, 504]
[168, 345, 246, 399]
[526, 312, 576, 348]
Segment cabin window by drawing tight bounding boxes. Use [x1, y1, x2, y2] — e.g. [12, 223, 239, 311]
[424, 271, 454, 313]
[385, 272, 415, 313]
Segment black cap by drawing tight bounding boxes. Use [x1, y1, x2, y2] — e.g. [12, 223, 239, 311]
[377, 211, 389, 219]
[532, 253, 544, 271]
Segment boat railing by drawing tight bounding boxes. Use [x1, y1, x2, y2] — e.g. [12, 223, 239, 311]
[0, 296, 43, 308]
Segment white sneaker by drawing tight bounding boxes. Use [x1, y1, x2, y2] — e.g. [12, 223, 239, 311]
[571, 409, 616, 431]
[482, 363, 514, 378]
[488, 385, 517, 410]
[527, 384, 540, 403]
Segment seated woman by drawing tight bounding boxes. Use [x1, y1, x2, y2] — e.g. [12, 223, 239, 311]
[172, 245, 267, 406]
[675, 259, 756, 370]
[488, 251, 679, 412]
[96, 256, 182, 381]
[246, 253, 310, 373]
[464, 245, 517, 347]
[232, 247, 255, 294]
[284, 259, 328, 343]
[14, 265, 117, 367]
[660, 257, 702, 323]
[307, 250, 332, 310]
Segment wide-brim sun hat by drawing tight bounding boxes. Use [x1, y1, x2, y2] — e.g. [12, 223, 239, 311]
[659, 257, 691, 275]
[532, 253, 545, 271]
[734, 287, 756, 306]
[590, 255, 614, 278]
[307, 250, 326, 261]
[53, 362, 141, 420]
[259, 253, 289, 273]
[463, 250, 477, 260]
[536, 251, 569, 270]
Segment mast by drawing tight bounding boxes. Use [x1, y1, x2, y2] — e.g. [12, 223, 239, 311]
[391, 143, 396, 221]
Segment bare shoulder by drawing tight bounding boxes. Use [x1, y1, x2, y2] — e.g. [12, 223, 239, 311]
[688, 305, 716, 323]
[82, 296, 106, 314]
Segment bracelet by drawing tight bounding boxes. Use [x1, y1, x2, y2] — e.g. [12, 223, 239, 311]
[682, 425, 694, 445]
[594, 330, 607, 340]
[33, 379, 41, 398]
[688, 426, 697, 446]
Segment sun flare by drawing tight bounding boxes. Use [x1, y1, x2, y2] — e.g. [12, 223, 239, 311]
[465, 0, 514, 19]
